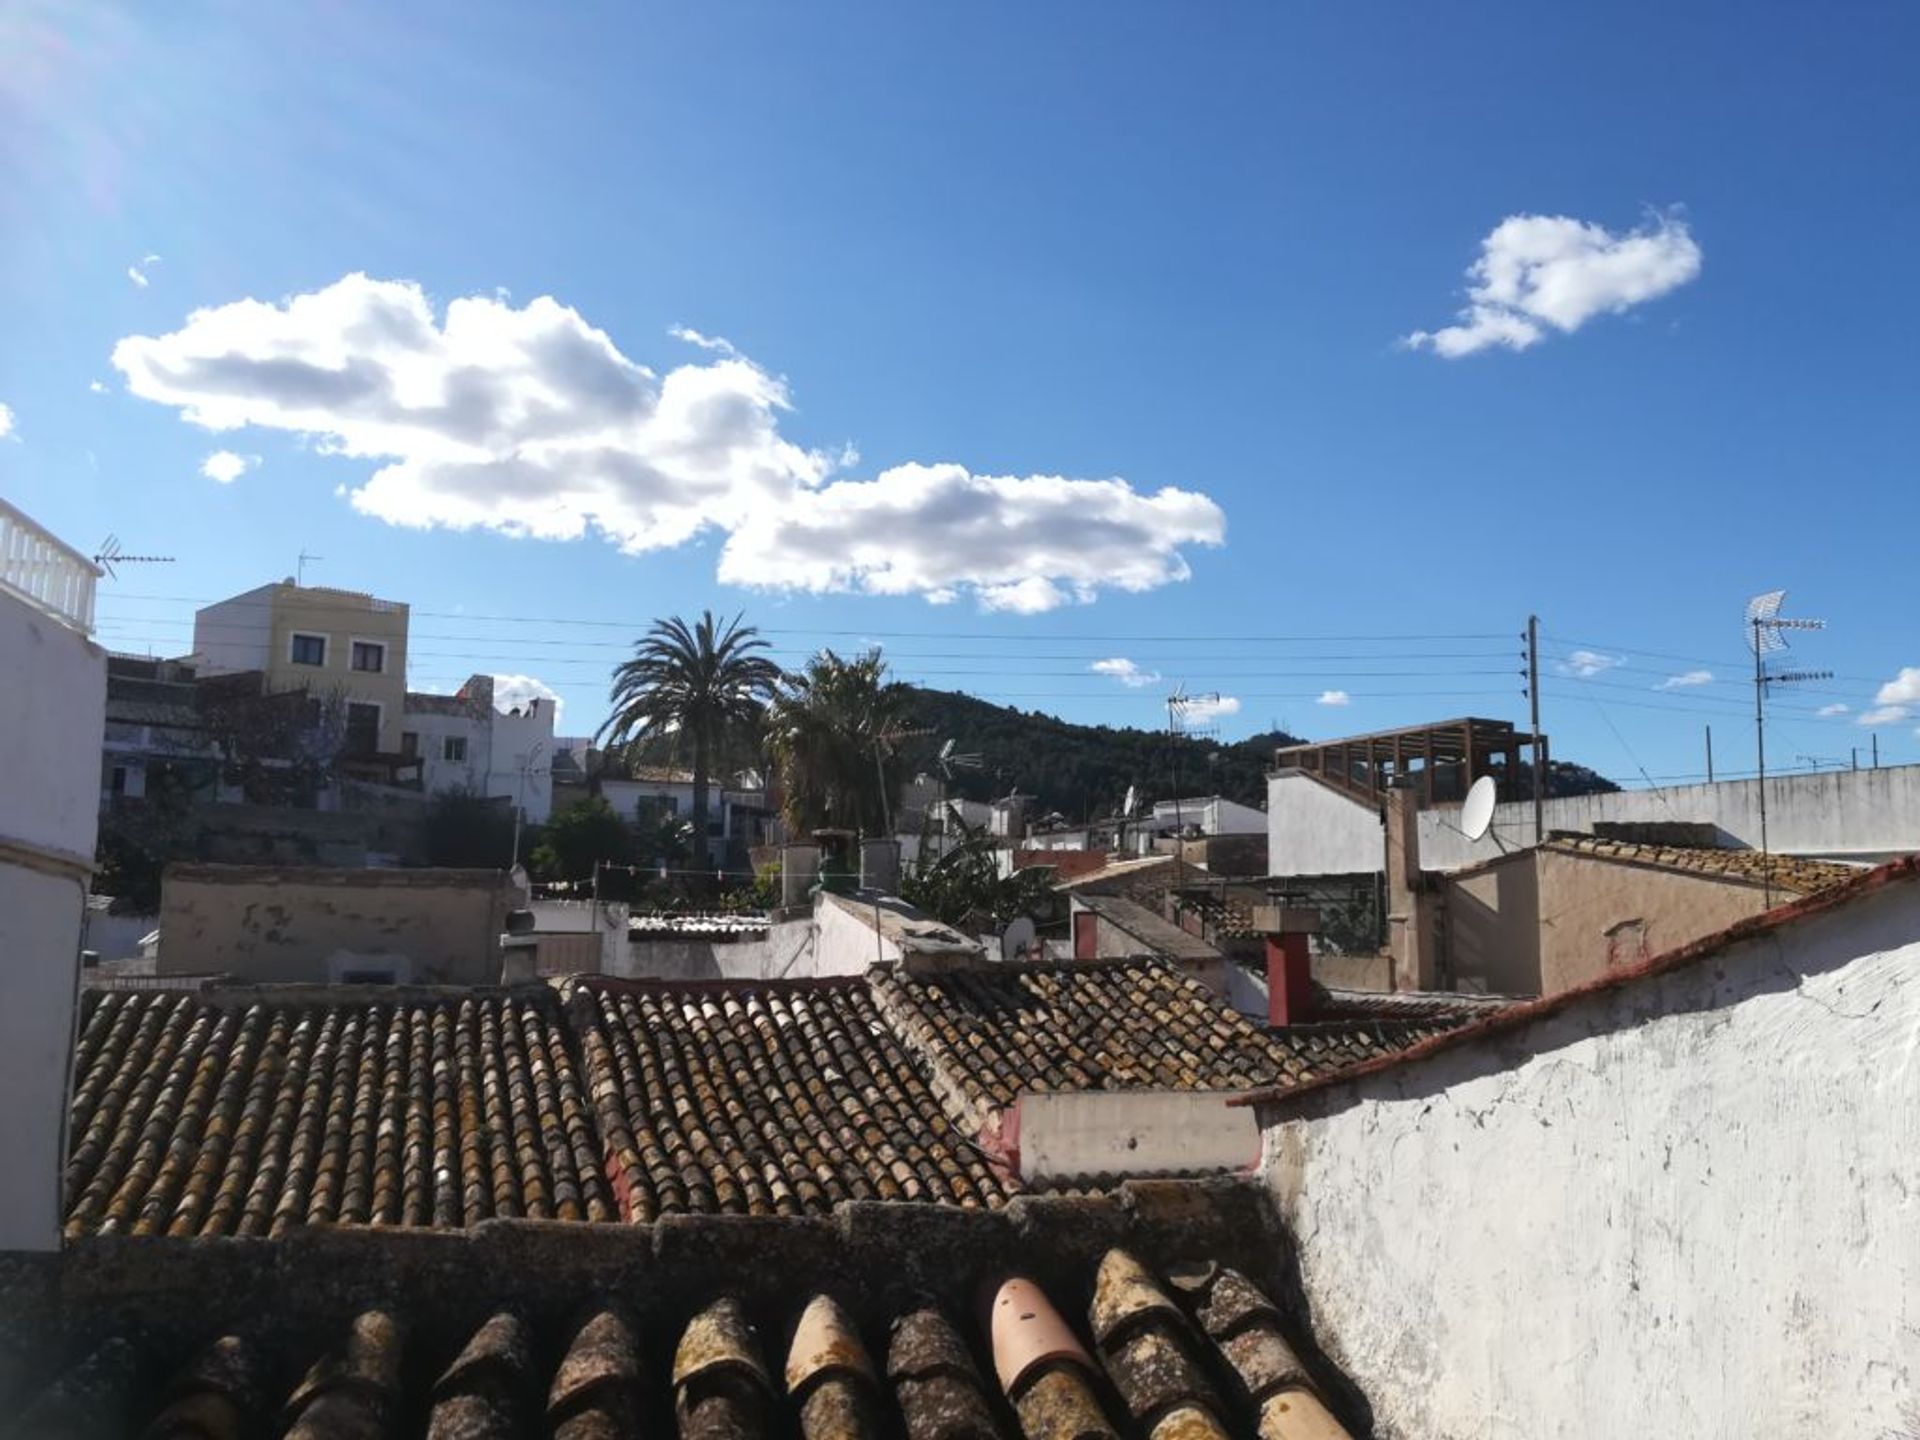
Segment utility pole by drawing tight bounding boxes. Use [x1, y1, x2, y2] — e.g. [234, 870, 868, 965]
[1526, 615, 1543, 844]
[1705, 726, 1714, 784]
[1753, 624, 1768, 867]
[1873, 734, 1880, 769]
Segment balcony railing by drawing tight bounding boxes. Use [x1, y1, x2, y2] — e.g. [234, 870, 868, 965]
[0, 498, 98, 633]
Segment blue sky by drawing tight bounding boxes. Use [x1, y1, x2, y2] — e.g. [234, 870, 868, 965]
[2, 1, 1915, 790]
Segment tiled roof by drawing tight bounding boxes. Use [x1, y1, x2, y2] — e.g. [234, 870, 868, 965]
[1543, 834, 1860, 895]
[1312, 986, 1519, 1024]
[64, 987, 612, 1238]
[872, 958, 1369, 1119]
[1072, 893, 1222, 962]
[6, 1185, 1365, 1440]
[572, 978, 1016, 1218]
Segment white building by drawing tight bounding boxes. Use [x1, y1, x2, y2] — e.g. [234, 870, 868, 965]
[1150, 794, 1265, 838]
[403, 673, 556, 824]
[0, 500, 107, 1250]
[599, 766, 772, 866]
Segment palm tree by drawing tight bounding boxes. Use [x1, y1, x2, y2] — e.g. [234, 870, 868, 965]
[598, 612, 782, 867]
[766, 648, 918, 836]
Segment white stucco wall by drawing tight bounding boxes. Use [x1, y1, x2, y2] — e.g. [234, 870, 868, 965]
[1259, 877, 1920, 1438]
[0, 586, 106, 1250]
[1266, 770, 1383, 877]
[1272, 763, 1920, 880]
[409, 709, 489, 796]
[488, 702, 555, 824]
[188, 584, 274, 675]
[1421, 763, 1920, 870]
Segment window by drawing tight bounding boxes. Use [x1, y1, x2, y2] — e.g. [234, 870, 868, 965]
[443, 735, 468, 763]
[345, 702, 381, 754]
[400, 731, 419, 758]
[350, 640, 386, 673]
[290, 632, 327, 666]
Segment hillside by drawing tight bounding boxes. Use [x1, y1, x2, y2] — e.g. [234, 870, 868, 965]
[899, 688, 1618, 820]
[901, 687, 1298, 819]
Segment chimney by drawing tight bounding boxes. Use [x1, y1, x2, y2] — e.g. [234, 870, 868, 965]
[1385, 777, 1436, 991]
[1254, 903, 1320, 1026]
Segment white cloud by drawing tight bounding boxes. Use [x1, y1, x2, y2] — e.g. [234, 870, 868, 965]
[1874, 667, 1920, 707]
[1817, 703, 1850, 718]
[1557, 649, 1625, 679]
[669, 324, 738, 358]
[1091, 657, 1162, 689]
[200, 450, 258, 484]
[89, 380, 108, 395]
[127, 253, 161, 289]
[1403, 211, 1702, 357]
[1177, 695, 1241, 724]
[492, 673, 563, 723]
[1859, 705, 1908, 727]
[719, 462, 1223, 612]
[113, 274, 1225, 611]
[1656, 669, 1714, 690]
[1317, 689, 1351, 707]
[0, 402, 13, 440]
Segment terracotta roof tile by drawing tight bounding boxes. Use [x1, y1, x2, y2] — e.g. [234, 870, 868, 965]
[871, 959, 1396, 1116]
[1543, 833, 1860, 895]
[7, 1214, 1359, 1440]
[574, 978, 1017, 1219]
[63, 988, 613, 1238]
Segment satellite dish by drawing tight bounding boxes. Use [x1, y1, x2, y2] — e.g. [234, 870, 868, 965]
[1461, 775, 1498, 842]
[1122, 784, 1137, 817]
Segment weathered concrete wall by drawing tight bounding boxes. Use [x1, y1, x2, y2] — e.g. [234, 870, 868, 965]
[606, 936, 775, 981]
[1421, 763, 1920, 870]
[1259, 878, 1920, 1438]
[1266, 771, 1382, 877]
[1441, 851, 1542, 994]
[811, 892, 901, 973]
[1015, 1091, 1260, 1185]
[1445, 849, 1785, 997]
[158, 866, 514, 984]
[1274, 763, 1920, 880]
[0, 584, 104, 1250]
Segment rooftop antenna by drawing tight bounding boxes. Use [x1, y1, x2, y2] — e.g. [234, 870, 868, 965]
[930, 737, 983, 849]
[1746, 589, 1830, 906]
[871, 723, 934, 838]
[1166, 688, 1221, 847]
[91, 534, 175, 581]
[297, 548, 324, 585]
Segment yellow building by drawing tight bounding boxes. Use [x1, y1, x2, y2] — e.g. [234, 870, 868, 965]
[191, 580, 411, 754]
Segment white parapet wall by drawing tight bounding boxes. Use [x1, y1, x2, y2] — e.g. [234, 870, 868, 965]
[1269, 763, 1920, 879]
[0, 566, 107, 1250]
[1255, 869, 1920, 1438]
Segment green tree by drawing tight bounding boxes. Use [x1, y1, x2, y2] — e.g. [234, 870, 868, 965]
[598, 612, 782, 863]
[530, 796, 634, 883]
[902, 823, 1059, 931]
[766, 648, 917, 836]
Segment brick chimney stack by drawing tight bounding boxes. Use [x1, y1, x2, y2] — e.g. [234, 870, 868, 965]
[1254, 903, 1321, 1026]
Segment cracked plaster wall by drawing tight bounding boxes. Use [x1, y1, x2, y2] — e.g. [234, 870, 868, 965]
[1258, 880, 1920, 1438]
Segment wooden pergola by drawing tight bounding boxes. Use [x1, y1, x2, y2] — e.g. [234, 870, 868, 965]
[1274, 717, 1546, 808]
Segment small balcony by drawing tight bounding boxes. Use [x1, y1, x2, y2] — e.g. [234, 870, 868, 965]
[0, 498, 99, 634]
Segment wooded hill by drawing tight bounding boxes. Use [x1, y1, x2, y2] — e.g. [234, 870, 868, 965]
[897, 687, 1618, 821]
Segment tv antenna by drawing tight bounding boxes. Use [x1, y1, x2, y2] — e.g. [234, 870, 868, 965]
[929, 737, 983, 844]
[91, 534, 175, 581]
[1745, 589, 1830, 905]
[871, 723, 934, 837]
[1165, 688, 1221, 844]
[297, 548, 324, 585]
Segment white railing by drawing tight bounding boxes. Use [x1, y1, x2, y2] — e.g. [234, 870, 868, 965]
[0, 498, 98, 633]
